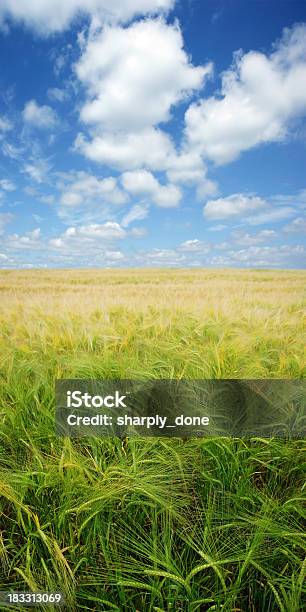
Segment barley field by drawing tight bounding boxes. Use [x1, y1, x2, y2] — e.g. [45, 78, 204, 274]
[0, 268, 305, 611]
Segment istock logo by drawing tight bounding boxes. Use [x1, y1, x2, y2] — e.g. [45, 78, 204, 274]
[66, 390, 128, 408]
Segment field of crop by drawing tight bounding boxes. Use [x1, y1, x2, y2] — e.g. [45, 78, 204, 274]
[0, 268, 305, 611]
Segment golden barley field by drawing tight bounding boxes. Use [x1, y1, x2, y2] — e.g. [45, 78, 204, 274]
[0, 268, 305, 378]
[0, 268, 305, 611]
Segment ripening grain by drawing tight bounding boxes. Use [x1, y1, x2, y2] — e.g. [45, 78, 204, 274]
[0, 269, 305, 611]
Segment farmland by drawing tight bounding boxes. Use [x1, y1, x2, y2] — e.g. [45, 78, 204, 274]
[0, 268, 305, 611]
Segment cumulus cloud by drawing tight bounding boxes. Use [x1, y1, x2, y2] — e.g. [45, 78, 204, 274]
[0, 223, 127, 268]
[4, 228, 41, 249]
[203, 192, 298, 226]
[121, 169, 181, 207]
[23, 100, 57, 129]
[178, 239, 210, 253]
[69, 221, 125, 240]
[76, 19, 209, 132]
[150, 183, 181, 207]
[122, 170, 157, 194]
[70, 222, 126, 239]
[0, 0, 175, 34]
[53, 171, 129, 226]
[49, 222, 126, 249]
[166, 152, 205, 184]
[75, 128, 175, 171]
[185, 23, 306, 164]
[203, 194, 266, 220]
[165, 151, 218, 197]
[75, 19, 211, 171]
[60, 192, 83, 207]
[59, 171, 127, 207]
[73, 17, 213, 201]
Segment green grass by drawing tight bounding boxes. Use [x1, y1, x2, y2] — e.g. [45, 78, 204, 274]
[0, 269, 305, 610]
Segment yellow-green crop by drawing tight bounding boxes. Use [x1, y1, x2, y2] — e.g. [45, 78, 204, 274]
[0, 268, 305, 611]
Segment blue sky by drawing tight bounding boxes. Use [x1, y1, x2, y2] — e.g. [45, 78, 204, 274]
[0, 0, 305, 269]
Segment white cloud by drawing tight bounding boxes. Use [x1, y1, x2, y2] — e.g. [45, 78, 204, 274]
[59, 171, 127, 208]
[76, 19, 209, 132]
[283, 217, 306, 233]
[122, 169, 181, 207]
[74, 221, 126, 239]
[121, 203, 149, 227]
[195, 179, 219, 200]
[122, 169, 157, 194]
[47, 88, 68, 102]
[231, 229, 277, 246]
[153, 183, 181, 207]
[0, 179, 16, 191]
[54, 172, 128, 226]
[166, 152, 205, 184]
[48, 238, 64, 249]
[185, 23, 306, 164]
[0, 0, 175, 34]
[1, 221, 127, 268]
[203, 192, 298, 226]
[178, 239, 210, 253]
[246, 206, 295, 226]
[165, 151, 218, 196]
[23, 159, 51, 184]
[61, 192, 83, 207]
[75, 128, 175, 171]
[143, 248, 185, 265]
[49, 222, 126, 249]
[75, 19, 211, 171]
[4, 227, 41, 249]
[104, 249, 124, 261]
[226, 244, 305, 267]
[23, 100, 57, 129]
[2, 142, 22, 160]
[203, 194, 266, 220]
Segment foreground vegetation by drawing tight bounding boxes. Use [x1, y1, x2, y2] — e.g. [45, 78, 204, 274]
[0, 268, 305, 611]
